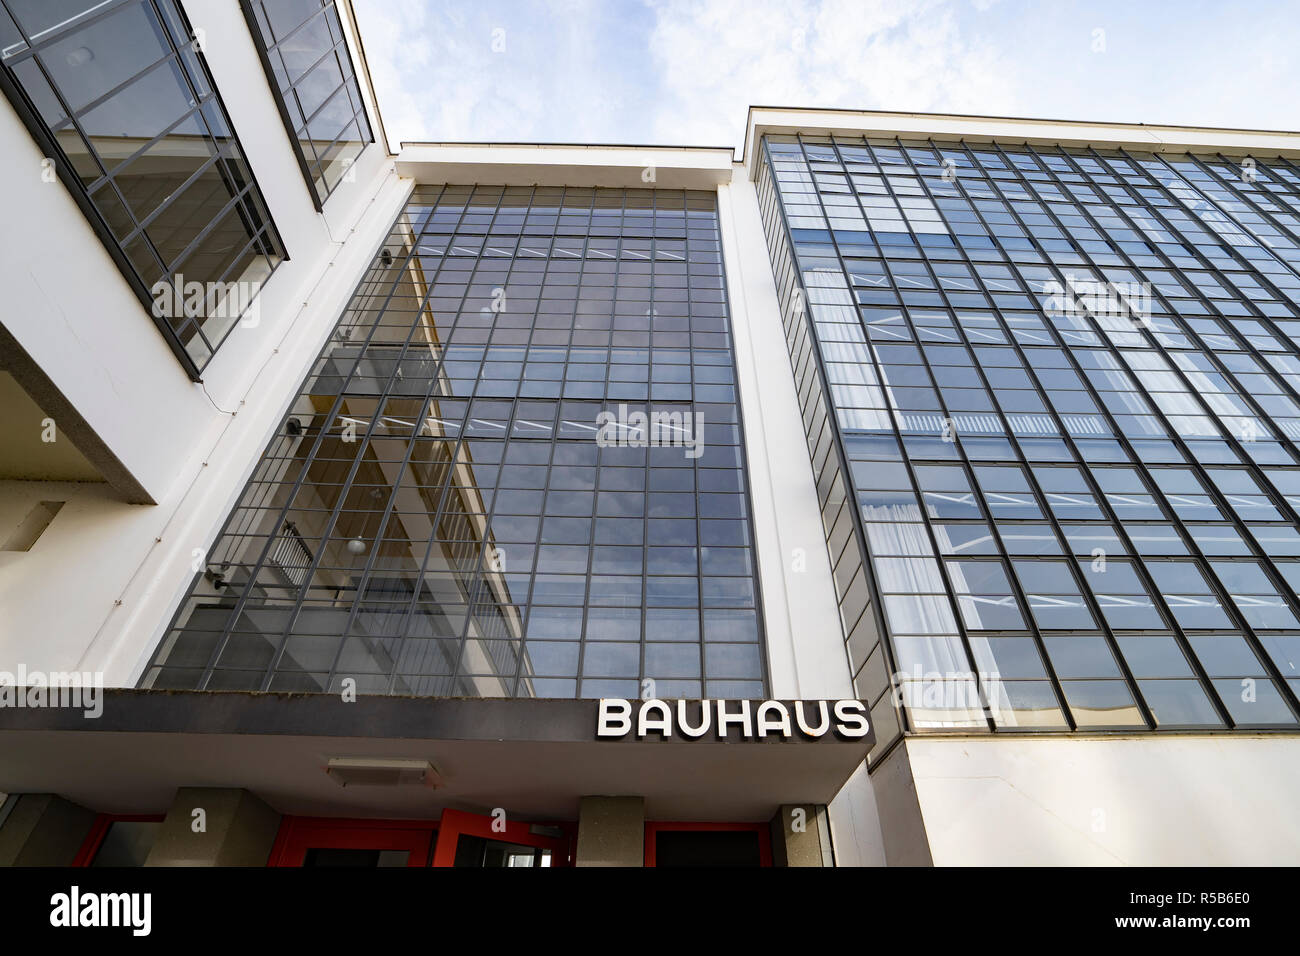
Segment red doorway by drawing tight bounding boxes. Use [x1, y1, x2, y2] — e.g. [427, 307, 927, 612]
[268, 817, 436, 867]
[268, 811, 574, 867]
[430, 808, 573, 867]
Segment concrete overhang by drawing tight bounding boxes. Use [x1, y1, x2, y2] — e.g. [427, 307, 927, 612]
[0, 323, 150, 503]
[743, 106, 1300, 180]
[395, 142, 736, 190]
[0, 690, 871, 822]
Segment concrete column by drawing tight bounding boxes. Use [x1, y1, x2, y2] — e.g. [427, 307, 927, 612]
[144, 788, 280, 867]
[871, 742, 934, 866]
[827, 761, 888, 866]
[0, 794, 96, 866]
[575, 795, 644, 867]
[770, 804, 833, 866]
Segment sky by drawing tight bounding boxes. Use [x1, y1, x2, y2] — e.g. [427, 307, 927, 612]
[351, 0, 1300, 153]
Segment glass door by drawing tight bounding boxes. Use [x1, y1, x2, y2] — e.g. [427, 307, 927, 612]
[431, 809, 573, 867]
[268, 818, 436, 867]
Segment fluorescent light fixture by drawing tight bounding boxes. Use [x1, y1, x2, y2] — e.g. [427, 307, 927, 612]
[325, 757, 441, 788]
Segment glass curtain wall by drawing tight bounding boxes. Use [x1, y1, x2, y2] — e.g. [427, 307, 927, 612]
[759, 132, 1300, 746]
[143, 184, 767, 700]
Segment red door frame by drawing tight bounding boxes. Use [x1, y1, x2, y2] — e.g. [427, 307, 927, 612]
[267, 811, 575, 867]
[72, 814, 166, 867]
[268, 816, 437, 867]
[644, 821, 772, 867]
[430, 808, 574, 867]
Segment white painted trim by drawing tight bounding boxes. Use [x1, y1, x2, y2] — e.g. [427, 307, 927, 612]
[718, 165, 852, 699]
[337, 0, 395, 158]
[396, 143, 734, 190]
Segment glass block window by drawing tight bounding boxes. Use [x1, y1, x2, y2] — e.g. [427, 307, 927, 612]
[759, 132, 1300, 744]
[0, 0, 285, 374]
[143, 184, 767, 700]
[242, 0, 373, 207]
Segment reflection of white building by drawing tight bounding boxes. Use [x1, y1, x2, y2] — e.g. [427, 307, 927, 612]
[159, 223, 529, 699]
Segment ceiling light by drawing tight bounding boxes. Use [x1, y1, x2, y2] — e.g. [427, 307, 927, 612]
[325, 757, 441, 788]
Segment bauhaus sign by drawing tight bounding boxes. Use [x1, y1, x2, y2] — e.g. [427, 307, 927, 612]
[597, 698, 873, 743]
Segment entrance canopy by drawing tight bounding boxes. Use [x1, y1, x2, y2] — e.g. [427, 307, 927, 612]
[0, 690, 872, 820]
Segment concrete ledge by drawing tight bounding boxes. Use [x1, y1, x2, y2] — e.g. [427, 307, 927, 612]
[396, 143, 735, 190]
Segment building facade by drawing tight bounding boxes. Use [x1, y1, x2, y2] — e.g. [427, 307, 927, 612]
[1, 1, 1297, 867]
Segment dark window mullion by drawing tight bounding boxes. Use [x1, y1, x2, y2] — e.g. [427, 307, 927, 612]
[989, 140, 1298, 726]
[810, 132, 997, 732]
[196, 203, 434, 688]
[759, 141, 904, 733]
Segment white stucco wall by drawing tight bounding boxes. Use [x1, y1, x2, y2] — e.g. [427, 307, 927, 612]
[905, 735, 1300, 865]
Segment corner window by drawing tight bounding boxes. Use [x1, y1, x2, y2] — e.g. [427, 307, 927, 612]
[0, 0, 286, 375]
[241, 0, 373, 207]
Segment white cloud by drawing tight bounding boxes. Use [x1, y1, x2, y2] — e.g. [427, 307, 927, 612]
[354, 0, 636, 149]
[645, 0, 1018, 146]
[352, 0, 1298, 152]
[351, 0, 435, 149]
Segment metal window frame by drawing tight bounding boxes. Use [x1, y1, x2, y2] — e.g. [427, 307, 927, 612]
[238, 0, 374, 212]
[755, 143, 913, 762]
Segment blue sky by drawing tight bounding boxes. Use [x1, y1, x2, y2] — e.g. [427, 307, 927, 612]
[352, 0, 1300, 152]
